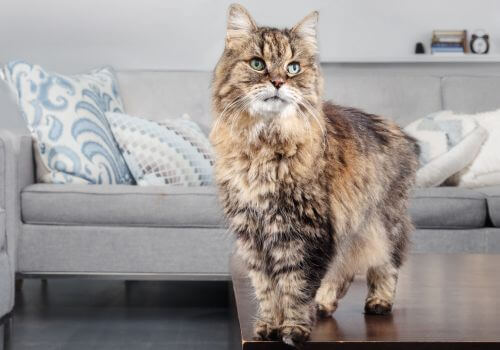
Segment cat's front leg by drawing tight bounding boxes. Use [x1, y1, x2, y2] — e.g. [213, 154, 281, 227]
[236, 237, 280, 339]
[275, 268, 316, 346]
[247, 269, 280, 340]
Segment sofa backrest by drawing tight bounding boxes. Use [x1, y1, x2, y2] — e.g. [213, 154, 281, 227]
[116, 70, 500, 133]
[116, 71, 213, 133]
[441, 76, 500, 114]
[322, 74, 442, 126]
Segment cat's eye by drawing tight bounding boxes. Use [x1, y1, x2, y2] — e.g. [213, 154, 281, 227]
[287, 62, 301, 74]
[249, 58, 266, 71]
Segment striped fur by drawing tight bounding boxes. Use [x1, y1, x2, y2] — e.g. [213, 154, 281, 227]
[210, 4, 419, 346]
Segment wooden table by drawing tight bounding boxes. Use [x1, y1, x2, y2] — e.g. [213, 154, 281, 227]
[230, 254, 500, 349]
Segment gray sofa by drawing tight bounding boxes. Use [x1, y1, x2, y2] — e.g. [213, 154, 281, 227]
[1, 70, 500, 286]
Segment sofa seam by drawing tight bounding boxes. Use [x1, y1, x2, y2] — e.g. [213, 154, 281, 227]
[21, 191, 216, 197]
[21, 221, 227, 229]
[416, 225, 486, 230]
[439, 76, 445, 110]
[412, 197, 484, 200]
[23, 193, 487, 200]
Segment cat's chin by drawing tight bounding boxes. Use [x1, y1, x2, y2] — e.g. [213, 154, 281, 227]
[249, 100, 295, 120]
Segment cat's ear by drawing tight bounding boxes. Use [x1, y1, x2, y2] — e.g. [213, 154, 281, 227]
[226, 4, 257, 47]
[292, 11, 319, 51]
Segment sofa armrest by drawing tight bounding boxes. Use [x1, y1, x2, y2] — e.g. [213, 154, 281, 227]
[0, 129, 34, 278]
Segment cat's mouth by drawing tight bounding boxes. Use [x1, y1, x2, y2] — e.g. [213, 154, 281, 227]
[248, 88, 293, 118]
[264, 96, 284, 102]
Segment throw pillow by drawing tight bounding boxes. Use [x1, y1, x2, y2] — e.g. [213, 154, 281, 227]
[1, 61, 133, 184]
[451, 109, 500, 188]
[404, 111, 487, 188]
[105, 112, 214, 186]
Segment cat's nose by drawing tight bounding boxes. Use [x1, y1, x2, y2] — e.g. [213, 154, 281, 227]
[271, 78, 284, 89]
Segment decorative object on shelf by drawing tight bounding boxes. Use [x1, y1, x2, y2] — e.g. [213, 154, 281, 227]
[415, 42, 425, 54]
[470, 30, 490, 54]
[431, 30, 467, 55]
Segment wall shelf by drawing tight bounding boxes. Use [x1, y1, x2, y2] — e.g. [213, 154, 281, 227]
[323, 55, 500, 64]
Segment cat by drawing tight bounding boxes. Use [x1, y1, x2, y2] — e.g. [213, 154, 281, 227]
[210, 4, 419, 347]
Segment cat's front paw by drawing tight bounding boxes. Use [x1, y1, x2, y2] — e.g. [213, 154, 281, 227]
[280, 324, 311, 347]
[253, 319, 279, 340]
[364, 297, 393, 315]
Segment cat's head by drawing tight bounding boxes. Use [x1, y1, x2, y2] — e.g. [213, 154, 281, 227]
[213, 4, 323, 127]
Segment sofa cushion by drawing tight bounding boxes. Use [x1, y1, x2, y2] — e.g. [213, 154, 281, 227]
[410, 187, 487, 229]
[21, 184, 225, 228]
[476, 186, 500, 227]
[442, 76, 500, 114]
[22, 185, 488, 230]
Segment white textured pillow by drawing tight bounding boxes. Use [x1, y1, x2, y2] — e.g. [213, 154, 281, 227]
[1, 61, 133, 184]
[453, 109, 500, 188]
[405, 111, 487, 187]
[106, 112, 214, 186]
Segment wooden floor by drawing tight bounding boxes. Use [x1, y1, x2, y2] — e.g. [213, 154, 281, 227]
[9, 279, 231, 350]
[231, 254, 500, 349]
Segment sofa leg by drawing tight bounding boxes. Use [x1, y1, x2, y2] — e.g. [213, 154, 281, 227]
[2, 314, 12, 350]
[15, 279, 23, 292]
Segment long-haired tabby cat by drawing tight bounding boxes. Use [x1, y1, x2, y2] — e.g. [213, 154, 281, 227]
[211, 4, 418, 346]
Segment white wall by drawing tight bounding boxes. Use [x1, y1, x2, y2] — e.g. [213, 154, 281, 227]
[1, 0, 500, 71]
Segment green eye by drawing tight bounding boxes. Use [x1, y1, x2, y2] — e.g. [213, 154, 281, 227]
[250, 58, 265, 71]
[287, 62, 301, 74]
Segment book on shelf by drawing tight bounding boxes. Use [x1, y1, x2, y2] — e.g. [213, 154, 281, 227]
[432, 50, 465, 54]
[431, 46, 464, 51]
[431, 29, 468, 54]
[431, 42, 464, 48]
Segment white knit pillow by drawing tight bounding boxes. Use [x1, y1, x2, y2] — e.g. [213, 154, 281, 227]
[452, 109, 500, 188]
[106, 112, 214, 186]
[405, 111, 487, 187]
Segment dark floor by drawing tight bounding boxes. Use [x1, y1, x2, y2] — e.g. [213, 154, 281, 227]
[4, 279, 232, 350]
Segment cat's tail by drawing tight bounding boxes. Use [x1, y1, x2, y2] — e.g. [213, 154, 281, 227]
[403, 132, 420, 158]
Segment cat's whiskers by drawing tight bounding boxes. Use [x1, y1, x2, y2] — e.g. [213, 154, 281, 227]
[287, 96, 313, 139]
[215, 94, 254, 138]
[212, 103, 238, 142]
[229, 95, 255, 136]
[288, 90, 327, 147]
[214, 96, 246, 132]
[287, 92, 324, 146]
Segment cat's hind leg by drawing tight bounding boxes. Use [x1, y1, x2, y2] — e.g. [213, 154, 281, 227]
[314, 261, 354, 318]
[364, 262, 399, 315]
[364, 215, 410, 315]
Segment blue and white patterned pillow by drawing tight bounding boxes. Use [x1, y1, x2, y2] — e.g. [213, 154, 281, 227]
[1, 61, 133, 184]
[105, 112, 214, 186]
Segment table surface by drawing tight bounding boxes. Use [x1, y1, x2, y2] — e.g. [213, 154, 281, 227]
[230, 254, 500, 349]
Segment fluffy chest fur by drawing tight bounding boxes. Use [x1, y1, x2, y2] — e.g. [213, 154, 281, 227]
[212, 117, 329, 227]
